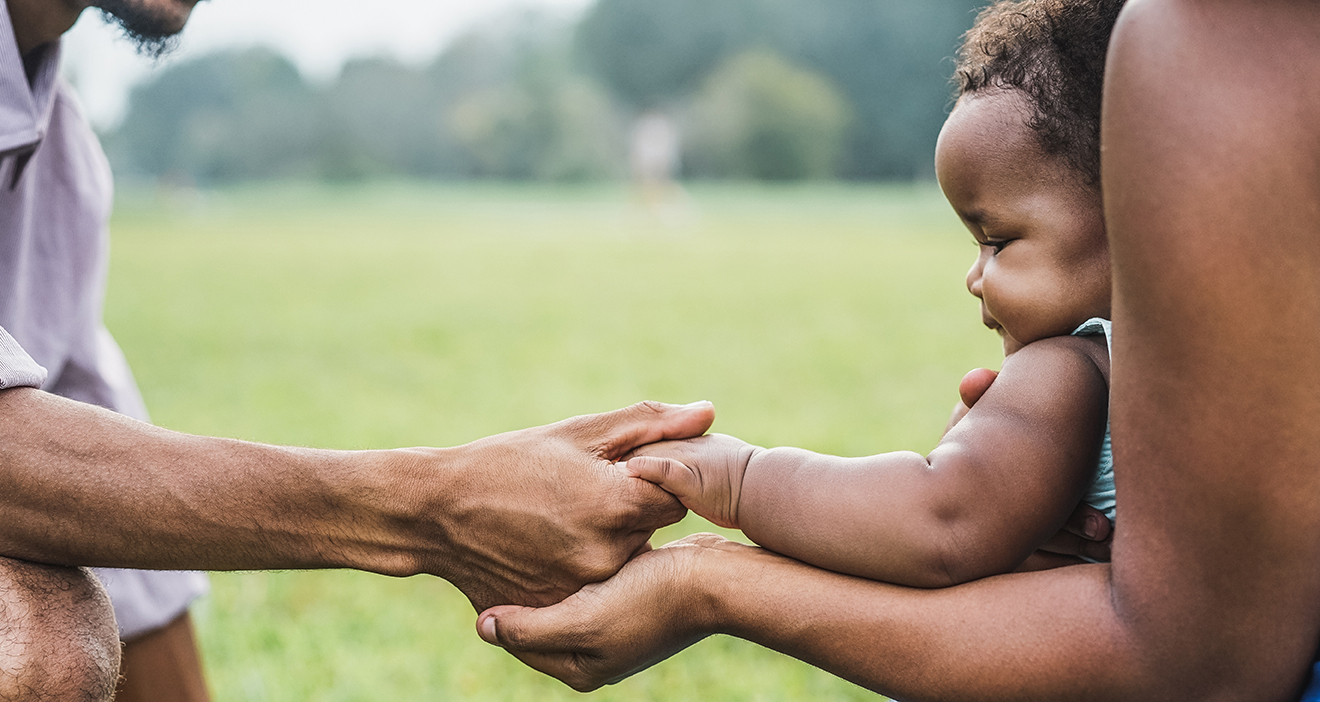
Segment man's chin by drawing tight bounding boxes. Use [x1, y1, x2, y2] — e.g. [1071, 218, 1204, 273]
[92, 0, 198, 56]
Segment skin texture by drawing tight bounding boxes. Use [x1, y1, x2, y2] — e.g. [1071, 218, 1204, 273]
[946, 92, 1111, 357]
[0, 394, 706, 702]
[0, 557, 119, 702]
[628, 335, 1109, 587]
[624, 88, 1114, 588]
[6, 2, 207, 700]
[951, 367, 1113, 569]
[0, 390, 707, 608]
[479, 1, 1320, 698]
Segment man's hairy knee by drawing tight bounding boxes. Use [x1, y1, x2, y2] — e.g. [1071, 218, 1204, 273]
[0, 558, 119, 702]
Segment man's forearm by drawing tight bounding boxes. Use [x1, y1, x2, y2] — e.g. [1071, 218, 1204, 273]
[0, 389, 708, 608]
[0, 387, 423, 574]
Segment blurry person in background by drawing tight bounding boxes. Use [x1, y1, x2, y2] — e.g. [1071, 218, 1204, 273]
[0, 0, 712, 700]
[629, 108, 687, 223]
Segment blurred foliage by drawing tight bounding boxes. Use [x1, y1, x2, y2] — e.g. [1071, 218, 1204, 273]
[576, 0, 986, 179]
[685, 51, 851, 180]
[446, 16, 623, 180]
[111, 48, 321, 180]
[108, 0, 988, 183]
[574, 0, 774, 106]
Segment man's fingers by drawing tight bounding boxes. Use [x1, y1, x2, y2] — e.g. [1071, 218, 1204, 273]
[620, 473, 688, 530]
[569, 401, 715, 460]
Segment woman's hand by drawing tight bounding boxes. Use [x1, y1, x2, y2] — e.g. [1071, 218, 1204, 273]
[475, 533, 738, 692]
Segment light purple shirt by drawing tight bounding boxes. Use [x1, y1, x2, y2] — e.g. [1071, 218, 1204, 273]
[0, 1, 206, 638]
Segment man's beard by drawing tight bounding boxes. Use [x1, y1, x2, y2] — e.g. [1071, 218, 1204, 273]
[91, 0, 194, 59]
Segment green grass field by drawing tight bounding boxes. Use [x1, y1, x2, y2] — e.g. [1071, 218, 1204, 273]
[106, 181, 1002, 701]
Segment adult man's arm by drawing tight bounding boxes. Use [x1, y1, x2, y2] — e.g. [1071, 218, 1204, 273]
[0, 388, 712, 610]
[477, 0, 1320, 697]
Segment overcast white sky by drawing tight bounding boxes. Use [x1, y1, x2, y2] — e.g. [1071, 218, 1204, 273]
[62, 0, 594, 128]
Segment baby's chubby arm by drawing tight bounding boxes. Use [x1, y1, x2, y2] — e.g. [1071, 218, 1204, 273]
[629, 335, 1110, 588]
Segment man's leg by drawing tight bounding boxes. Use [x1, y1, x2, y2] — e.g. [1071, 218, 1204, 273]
[0, 556, 120, 702]
[115, 610, 210, 702]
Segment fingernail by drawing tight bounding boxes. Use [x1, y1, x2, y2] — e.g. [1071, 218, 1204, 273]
[683, 400, 713, 409]
[478, 615, 499, 645]
[1084, 516, 1100, 540]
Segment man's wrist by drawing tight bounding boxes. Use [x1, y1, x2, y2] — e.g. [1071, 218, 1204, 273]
[321, 445, 460, 577]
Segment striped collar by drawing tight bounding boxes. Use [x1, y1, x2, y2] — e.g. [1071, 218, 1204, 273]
[0, 0, 62, 185]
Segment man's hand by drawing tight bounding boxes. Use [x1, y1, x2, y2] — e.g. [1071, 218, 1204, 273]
[475, 533, 734, 692]
[623, 434, 759, 529]
[399, 401, 714, 611]
[952, 367, 1113, 564]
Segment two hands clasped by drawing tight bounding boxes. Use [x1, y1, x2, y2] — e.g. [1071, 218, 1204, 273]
[470, 370, 1113, 691]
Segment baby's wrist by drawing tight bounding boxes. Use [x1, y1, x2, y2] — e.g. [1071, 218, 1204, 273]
[731, 444, 766, 524]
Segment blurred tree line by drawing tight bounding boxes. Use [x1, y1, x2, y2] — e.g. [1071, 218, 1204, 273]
[106, 0, 986, 183]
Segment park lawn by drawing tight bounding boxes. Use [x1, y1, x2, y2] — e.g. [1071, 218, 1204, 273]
[105, 181, 1002, 701]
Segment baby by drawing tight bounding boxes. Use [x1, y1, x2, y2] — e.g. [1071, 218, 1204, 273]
[628, 0, 1125, 588]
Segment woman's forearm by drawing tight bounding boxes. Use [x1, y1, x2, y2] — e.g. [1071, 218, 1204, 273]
[699, 544, 1162, 702]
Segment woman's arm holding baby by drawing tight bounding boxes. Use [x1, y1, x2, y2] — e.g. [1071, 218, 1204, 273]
[629, 335, 1110, 587]
[477, 534, 1140, 698]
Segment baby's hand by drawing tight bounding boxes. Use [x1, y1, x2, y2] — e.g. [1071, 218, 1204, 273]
[944, 368, 999, 436]
[624, 434, 760, 529]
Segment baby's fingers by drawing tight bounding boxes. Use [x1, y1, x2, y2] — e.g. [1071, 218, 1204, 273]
[624, 457, 739, 528]
[624, 456, 698, 494]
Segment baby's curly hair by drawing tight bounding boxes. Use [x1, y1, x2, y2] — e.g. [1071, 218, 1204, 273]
[955, 0, 1127, 185]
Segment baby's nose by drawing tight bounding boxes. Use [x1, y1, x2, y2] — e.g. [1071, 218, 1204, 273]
[966, 260, 984, 298]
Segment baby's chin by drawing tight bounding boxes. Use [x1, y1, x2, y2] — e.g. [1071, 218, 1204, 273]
[1000, 333, 1026, 357]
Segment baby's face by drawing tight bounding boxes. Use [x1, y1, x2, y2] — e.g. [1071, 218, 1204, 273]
[935, 90, 1110, 355]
